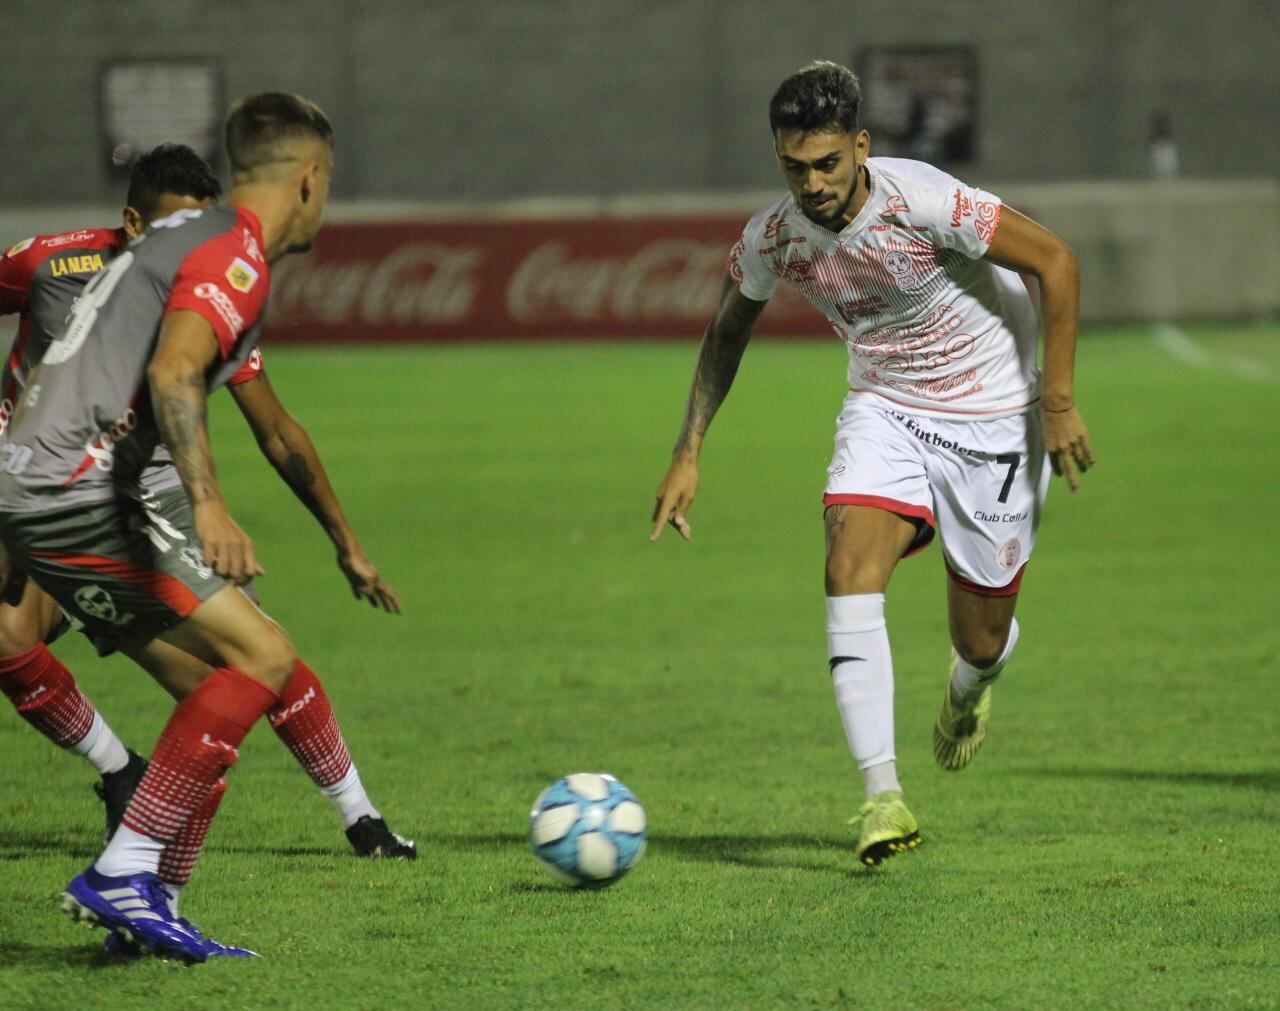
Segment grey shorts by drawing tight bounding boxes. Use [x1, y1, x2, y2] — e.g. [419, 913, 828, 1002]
[0, 488, 228, 652]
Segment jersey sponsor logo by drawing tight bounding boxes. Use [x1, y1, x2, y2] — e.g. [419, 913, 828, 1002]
[762, 212, 787, 240]
[78, 407, 139, 476]
[73, 585, 135, 627]
[194, 282, 246, 333]
[755, 235, 807, 256]
[225, 257, 259, 293]
[242, 229, 264, 263]
[949, 189, 974, 227]
[50, 253, 106, 278]
[770, 256, 815, 285]
[881, 194, 910, 218]
[835, 295, 890, 322]
[5, 237, 34, 257]
[245, 347, 263, 373]
[975, 201, 1001, 243]
[974, 508, 1029, 523]
[727, 239, 745, 286]
[42, 230, 95, 249]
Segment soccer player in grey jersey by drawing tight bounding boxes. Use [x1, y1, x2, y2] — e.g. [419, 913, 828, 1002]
[0, 144, 412, 905]
[0, 94, 397, 962]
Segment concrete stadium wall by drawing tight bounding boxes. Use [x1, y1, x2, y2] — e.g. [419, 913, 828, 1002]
[2, 180, 1276, 331]
[1, 0, 1278, 205]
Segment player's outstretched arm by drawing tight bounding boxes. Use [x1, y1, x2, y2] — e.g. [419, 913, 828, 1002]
[651, 275, 768, 541]
[229, 374, 401, 613]
[983, 208, 1095, 492]
[148, 310, 263, 584]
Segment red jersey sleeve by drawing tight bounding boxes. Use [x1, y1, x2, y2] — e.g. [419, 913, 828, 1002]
[228, 345, 265, 386]
[166, 228, 269, 358]
[0, 238, 38, 316]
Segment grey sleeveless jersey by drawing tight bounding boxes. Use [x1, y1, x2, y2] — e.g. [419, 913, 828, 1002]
[0, 204, 270, 512]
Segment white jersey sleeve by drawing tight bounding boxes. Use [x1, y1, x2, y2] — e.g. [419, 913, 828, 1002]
[727, 201, 789, 303]
[926, 174, 1004, 260]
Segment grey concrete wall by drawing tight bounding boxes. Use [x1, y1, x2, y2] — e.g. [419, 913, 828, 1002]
[2, 0, 1277, 206]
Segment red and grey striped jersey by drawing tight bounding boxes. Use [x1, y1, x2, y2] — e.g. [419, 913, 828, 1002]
[0, 205, 270, 511]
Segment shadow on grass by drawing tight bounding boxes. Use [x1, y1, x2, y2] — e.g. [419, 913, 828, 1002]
[0, 940, 127, 971]
[0, 830, 96, 861]
[418, 831, 861, 875]
[1011, 767, 1280, 792]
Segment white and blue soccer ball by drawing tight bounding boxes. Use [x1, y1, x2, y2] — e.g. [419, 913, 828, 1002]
[529, 772, 647, 887]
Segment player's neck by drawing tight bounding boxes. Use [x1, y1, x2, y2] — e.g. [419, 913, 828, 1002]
[228, 187, 297, 264]
[837, 164, 872, 229]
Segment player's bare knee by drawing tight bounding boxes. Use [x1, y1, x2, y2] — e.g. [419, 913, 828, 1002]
[240, 634, 297, 693]
[825, 551, 891, 596]
[0, 610, 42, 657]
[952, 628, 1007, 671]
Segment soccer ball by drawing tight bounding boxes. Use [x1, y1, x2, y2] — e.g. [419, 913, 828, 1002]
[528, 772, 647, 887]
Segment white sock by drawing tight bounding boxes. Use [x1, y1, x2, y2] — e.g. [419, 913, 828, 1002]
[320, 765, 380, 828]
[71, 712, 130, 776]
[950, 618, 1021, 706]
[161, 882, 182, 916]
[827, 594, 901, 800]
[94, 825, 163, 878]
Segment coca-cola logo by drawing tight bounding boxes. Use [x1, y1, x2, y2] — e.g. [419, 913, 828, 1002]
[272, 243, 480, 325]
[506, 240, 725, 322]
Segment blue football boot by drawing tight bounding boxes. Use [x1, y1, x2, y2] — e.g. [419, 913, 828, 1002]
[63, 868, 208, 964]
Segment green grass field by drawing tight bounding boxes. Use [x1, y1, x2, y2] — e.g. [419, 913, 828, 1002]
[1, 324, 1277, 1009]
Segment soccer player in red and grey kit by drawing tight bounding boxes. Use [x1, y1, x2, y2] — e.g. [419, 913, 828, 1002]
[0, 140, 415, 926]
[0, 95, 389, 961]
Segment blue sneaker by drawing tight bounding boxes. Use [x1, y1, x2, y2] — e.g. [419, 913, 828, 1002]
[63, 869, 208, 964]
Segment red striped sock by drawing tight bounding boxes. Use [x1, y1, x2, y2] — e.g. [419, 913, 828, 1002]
[0, 644, 96, 749]
[121, 666, 277, 842]
[159, 778, 227, 888]
[268, 661, 353, 789]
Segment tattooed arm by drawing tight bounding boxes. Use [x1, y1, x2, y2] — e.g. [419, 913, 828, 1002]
[650, 274, 769, 541]
[229, 373, 401, 613]
[147, 309, 263, 584]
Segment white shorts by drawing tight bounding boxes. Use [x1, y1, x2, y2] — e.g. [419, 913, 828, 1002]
[823, 392, 1050, 595]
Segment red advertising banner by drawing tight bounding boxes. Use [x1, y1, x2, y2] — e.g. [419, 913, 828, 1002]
[265, 216, 829, 343]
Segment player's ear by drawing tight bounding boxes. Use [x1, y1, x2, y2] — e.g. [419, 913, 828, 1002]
[121, 206, 144, 239]
[299, 166, 314, 204]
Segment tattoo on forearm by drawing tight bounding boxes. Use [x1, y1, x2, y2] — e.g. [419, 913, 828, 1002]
[282, 451, 316, 491]
[674, 297, 758, 454]
[154, 370, 220, 504]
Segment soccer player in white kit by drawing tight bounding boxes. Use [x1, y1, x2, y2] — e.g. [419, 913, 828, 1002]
[651, 61, 1095, 865]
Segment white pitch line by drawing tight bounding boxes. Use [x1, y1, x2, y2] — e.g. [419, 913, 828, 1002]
[1152, 322, 1278, 385]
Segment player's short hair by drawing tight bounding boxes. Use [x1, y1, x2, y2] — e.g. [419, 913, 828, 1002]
[125, 144, 222, 218]
[769, 61, 861, 136]
[224, 92, 333, 177]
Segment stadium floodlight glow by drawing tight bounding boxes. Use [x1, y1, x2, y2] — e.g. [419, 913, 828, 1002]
[99, 58, 223, 172]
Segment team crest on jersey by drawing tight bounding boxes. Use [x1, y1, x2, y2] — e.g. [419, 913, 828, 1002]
[225, 257, 259, 293]
[5, 237, 34, 257]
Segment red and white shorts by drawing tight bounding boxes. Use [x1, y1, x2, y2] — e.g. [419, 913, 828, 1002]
[823, 392, 1050, 596]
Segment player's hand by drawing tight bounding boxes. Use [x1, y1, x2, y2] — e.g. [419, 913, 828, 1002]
[193, 500, 265, 585]
[651, 454, 699, 541]
[338, 548, 402, 614]
[1043, 404, 1095, 493]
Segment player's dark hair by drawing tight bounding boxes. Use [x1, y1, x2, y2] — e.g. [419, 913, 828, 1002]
[769, 61, 861, 136]
[125, 144, 222, 218]
[225, 92, 333, 177]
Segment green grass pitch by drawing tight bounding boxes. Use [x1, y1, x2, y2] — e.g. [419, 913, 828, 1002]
[1, 324, 1277, 1009]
